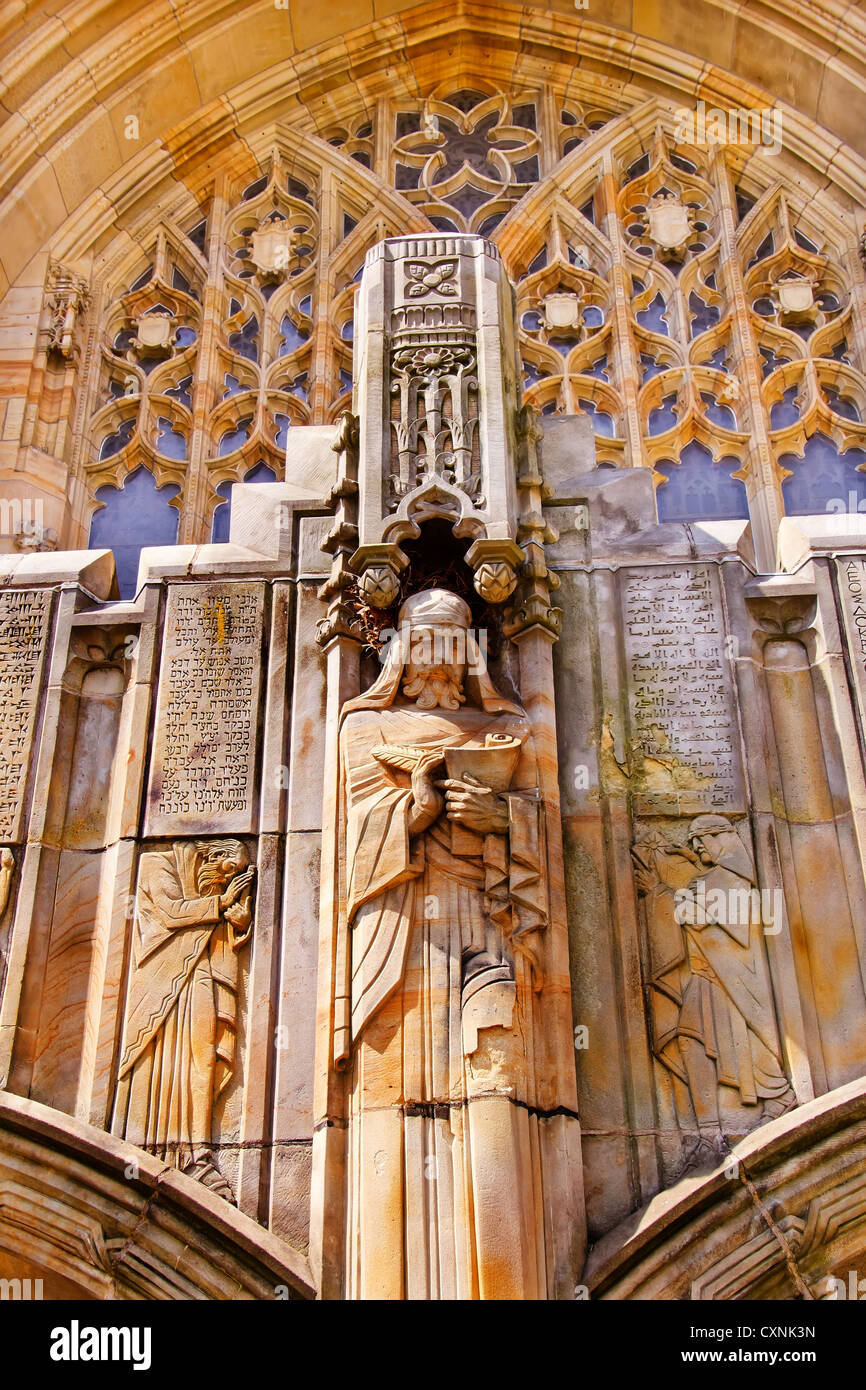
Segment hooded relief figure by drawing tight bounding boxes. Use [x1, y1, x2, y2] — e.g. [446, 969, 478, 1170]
[336, 588, 549, 1299]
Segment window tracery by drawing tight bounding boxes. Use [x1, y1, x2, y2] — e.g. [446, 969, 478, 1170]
[56, 81, 865, 590]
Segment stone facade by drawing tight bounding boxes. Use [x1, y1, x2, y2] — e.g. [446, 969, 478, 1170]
[1, 1, 866, 1303]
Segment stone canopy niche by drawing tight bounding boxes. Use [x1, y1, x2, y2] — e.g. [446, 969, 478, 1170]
[350, 235, 527, 611]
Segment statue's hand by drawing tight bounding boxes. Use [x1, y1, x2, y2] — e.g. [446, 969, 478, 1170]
[225, 900, 251, 929]
[438, 775, 509, 834]
[220, 866, 255, 910]
[410, 749, 445, 827]
[632, 862, 660, 896]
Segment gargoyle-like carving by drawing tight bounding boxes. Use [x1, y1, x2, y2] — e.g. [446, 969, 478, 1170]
[632, 815, 795, 1163]
[113, 839, 255, 1202]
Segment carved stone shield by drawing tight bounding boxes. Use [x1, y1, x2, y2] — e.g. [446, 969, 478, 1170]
[776, 278, 814, 316]
[250, 226, 294, 274]
[135, 313, 174, 351]
[648, 195, 691, 250]
[542, 292, 582, 332]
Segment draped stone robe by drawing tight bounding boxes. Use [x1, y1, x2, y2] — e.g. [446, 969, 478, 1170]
[338, 699, 548, 1300]
[642, 857, 790, 1113]
[113, 843, 242, 1169]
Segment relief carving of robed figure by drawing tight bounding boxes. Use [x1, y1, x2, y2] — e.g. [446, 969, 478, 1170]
[336, 588, 549, 1299]
[113, 839, 254, 1200]
[633, 816, 795, 1159]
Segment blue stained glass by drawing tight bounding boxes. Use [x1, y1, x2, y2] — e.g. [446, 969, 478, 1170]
[656, 442, 748, 522]
[223, 373, 245, 398]
[218, 416, 252, 456]
[749, 232, 774, 267]
[825, 387, 860, 422]
[521, 360, 549, 388]
[700, 392, 736, 430]
[578, 399, 614, 436]
[770, 386, 800, 430]
[154, 416, 187, 459]
[286, 372, 308, 402]
[640, 353, 665, 382]
[689, 291, 720, 337]
[89, 466, 179, 599]
[701, 347, 728, 371]
[211, 462, 278, 543]
[279, 315, 309, 355]
[478, 213, 504, 237]
[649, 392, 678, 435]
[229, 316, 259, 363]
[99, 418, 136, 459]
[759, 345, 790, 377]
[781, 433, 866, 514]
[274, 413, 291, 449]
[637, 292, 669, 336]
[165, 374, 193, 408]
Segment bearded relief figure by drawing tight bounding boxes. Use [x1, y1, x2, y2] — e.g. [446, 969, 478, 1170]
[113, 839, 255, 1201]
[632, 815, 795, 1164]
[336, 589, 549, 1299]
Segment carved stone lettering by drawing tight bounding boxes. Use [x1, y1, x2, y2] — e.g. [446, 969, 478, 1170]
[621, 566, 744, 813]
[146, 582, 264, 834]
[837, 557, 866, 732]
[0, 588, 52, 841]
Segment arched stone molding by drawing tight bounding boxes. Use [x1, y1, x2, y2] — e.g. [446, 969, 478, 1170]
[585, 1077, 866, 1300]
[0, 1090, 314, 1300]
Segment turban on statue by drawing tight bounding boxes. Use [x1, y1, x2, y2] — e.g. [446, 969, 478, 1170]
[341, 586, 522, 718]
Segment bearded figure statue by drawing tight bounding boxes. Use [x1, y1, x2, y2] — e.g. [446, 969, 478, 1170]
[113, 838, 255, 1201]
[335, 588, 549, 1299]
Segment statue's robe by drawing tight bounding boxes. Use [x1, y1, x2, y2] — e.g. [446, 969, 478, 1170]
[338, 700, 548, 1300]
[113, 844, 240, 1169]
[643, 860, 789, 1109]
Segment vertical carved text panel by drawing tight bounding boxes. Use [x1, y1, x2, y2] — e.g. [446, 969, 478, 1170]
[620, 564, 745, 815]
[836, 556, 866, 736]
[0, 587, 52, 842]
[145, 581, 266, 835]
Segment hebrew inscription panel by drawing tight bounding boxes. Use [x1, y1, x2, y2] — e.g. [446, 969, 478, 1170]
[0, 588, 52, 841]
[146, 582, 265, 835]
[620, 564, 745, 814]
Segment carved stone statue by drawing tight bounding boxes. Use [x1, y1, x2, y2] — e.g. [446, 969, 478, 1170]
[633, 815, 795, 1159]
[336, 588, 548, 1298]
[113, 839, 255, 1200]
